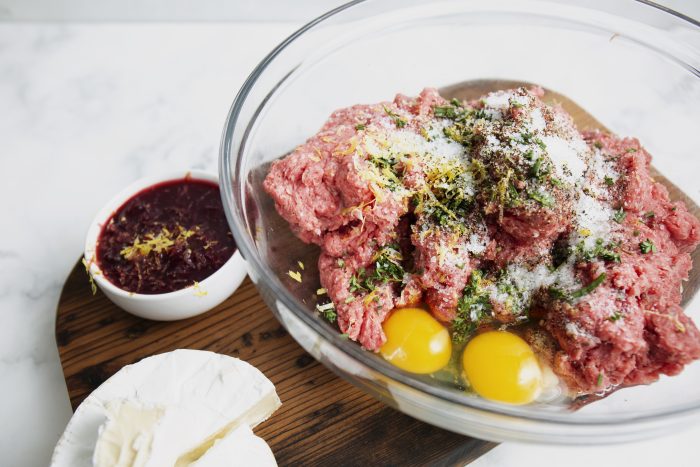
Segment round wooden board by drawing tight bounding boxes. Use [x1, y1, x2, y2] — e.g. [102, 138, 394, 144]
[55, 260, 496, 466]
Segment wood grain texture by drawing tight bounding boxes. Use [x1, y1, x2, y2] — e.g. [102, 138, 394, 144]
[56, 262, 496, 466]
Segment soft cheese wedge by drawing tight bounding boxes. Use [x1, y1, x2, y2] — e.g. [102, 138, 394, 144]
[51, 350, 281, 467]
[92, 401, 164, 467]
[188, 424, 276, 467]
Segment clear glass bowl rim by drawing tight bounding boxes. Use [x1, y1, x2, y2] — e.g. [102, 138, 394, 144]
[219, 0, 700, 428]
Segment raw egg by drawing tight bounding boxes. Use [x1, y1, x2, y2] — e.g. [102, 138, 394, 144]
[380, 307, 452, 374]
[462, 331, 542, 405]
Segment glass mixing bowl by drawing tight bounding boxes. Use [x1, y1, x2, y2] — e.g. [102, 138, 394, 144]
[220, 0, 700, 443]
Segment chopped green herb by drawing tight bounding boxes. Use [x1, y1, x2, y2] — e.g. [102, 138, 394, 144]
[597, 373, 604, 386]
[570, 273, 606, 299]
[626, 147, 638, 153]
[551, 273, 607, 302]
[528, 189, 554, 208]
[594, 141, 603, 149]
[639, 239, 656, 254]
[316, 302, 337, 323]
[644, 211, 655, 219]
[383, 106, 407, 128]
[576, 239, 621, 264]
[348, 246, 405, 294]
[613, 208, 626, 224]
[452, 270, 492, 343]
[530, 158, 543, 179]
[548, 287, 569, 301]
[339, 333, 349, 340]
[354, 123, 366, 131]
[433, 105, 458, 119]
[608, 311, 623, 322]
[337, 258, 345, 268]
[604, 176, 615, 186]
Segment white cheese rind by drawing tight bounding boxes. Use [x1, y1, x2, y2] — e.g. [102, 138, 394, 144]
[50, 350, 281, 467]
[189, 424, 277, 467]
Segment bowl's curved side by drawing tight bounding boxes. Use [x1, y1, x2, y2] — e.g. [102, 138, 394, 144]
[219, 0, 700, 443]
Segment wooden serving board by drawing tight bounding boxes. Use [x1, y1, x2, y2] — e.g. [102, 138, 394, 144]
[55, 260, 496, 466]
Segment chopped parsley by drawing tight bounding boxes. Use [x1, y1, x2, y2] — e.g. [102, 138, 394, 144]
[571, 273, 606, 299]
[576, 239, 621, 264]
[528, 189, 554, 208]
[604, 176, 615, 186]
[434, 105, 458, 119]
[608, 311, 623, 322]
[452, 270, 492, 343]
[550, 273, 607, 302]
[529, 157, 545, 179]
[639, 239, 656, 254]
[612, 208, 626, 224]
[383, 106, 407, 128]
[644, 211, 655, 219]
[354, 123, 366, 131]
[316, 302, 337, 323]
[348, 246, 405, 294]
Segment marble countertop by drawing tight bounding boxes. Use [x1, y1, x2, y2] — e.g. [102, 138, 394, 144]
[1, 20, 699, 467]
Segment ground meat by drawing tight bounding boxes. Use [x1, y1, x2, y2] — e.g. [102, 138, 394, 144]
[265, 87, 700, 395]
[529, 134, 700, 393]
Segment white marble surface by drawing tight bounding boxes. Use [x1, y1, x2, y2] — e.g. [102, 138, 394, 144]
[1, 19, 700, 467]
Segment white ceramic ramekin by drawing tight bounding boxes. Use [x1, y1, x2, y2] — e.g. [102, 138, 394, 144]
[83, 169, 247, 320]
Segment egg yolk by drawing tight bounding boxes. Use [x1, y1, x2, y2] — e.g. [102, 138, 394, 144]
[462, 331, 542, 405]
[380, 307, 452, 374]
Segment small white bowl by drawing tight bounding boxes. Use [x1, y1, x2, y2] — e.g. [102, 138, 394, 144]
[84, 170, 247, 320]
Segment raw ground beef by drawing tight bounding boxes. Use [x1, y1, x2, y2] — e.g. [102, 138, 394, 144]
[264, 86, 700, 395]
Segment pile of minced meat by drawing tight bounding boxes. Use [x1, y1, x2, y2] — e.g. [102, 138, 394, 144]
[264, 87, 700, 394]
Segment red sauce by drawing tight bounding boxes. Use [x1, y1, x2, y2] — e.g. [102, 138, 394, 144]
[96, 178, 236, 294]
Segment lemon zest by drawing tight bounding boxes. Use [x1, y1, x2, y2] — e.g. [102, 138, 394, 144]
[192, 281, 208, 297]
[288, 270, 302, 283]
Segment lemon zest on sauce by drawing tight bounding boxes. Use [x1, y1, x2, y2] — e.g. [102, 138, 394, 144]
[192, 281, 208, 297]
[120, 226, 196, 260]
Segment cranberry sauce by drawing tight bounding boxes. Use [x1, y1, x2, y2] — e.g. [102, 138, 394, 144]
[96, 178, 236, 294]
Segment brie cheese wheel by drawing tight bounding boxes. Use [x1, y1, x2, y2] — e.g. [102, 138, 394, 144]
[92, 400, 164, 467]
[51, 350, 281, 467]
[188, 424, 276, 467]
